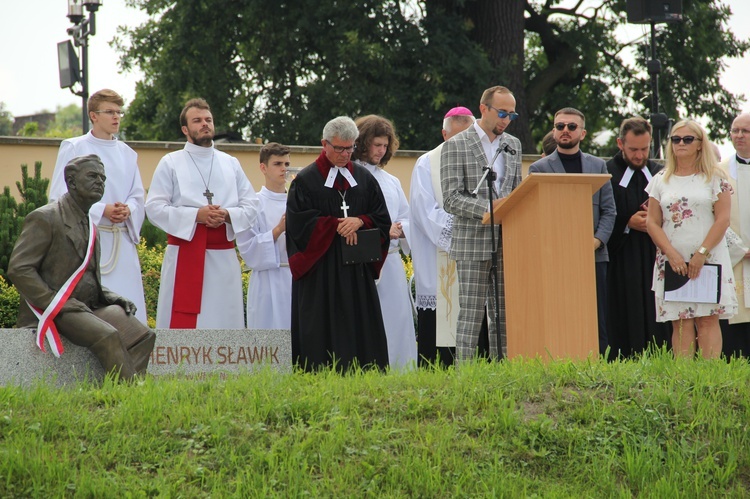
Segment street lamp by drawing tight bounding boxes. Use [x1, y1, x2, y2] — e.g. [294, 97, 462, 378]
[57, 0, 103, 134]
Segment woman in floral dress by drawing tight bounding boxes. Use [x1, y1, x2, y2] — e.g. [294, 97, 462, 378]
[645, 119, 737, 358]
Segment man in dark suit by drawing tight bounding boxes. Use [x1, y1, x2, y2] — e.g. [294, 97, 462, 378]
[440, 85, 523, 361]
[606, 117, 670, 358]
[8, 154, 155, 380]
[529, 107, 616, 356]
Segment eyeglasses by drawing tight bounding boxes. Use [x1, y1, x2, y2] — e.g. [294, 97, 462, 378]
[94, 110, 125, 117]
[488, 106, 519, 121]
[670, 136, 701, 144]
[731, 128, 750, 136]
[325, 140, 356, 154]
[554, 122, 579, 132]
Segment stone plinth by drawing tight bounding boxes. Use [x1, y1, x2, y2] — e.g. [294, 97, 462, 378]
[0, 328, 292, 386]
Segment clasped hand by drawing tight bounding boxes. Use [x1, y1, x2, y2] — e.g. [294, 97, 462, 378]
[668, 252, 706, 280]
[338, 217, 363, 246]
[104, 202, 130, 224]
[389, 222, 403, 240]
[197, 205, 228, 228]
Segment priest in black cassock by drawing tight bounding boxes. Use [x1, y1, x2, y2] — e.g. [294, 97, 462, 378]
[606, 117, 671, 358]
[286, 116, 392, 372]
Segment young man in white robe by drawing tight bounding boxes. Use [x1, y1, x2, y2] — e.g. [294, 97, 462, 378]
[49, 88, 148, 324]
[145, 98, 260, 329]
[237, 142, 292, 329]
[409, 107, 475, 367]
[352, 115, 417, 370]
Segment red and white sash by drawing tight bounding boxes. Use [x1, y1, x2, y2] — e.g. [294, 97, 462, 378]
[27, 217, 97, 357]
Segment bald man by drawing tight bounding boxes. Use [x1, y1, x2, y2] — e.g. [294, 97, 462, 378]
[719, 113, 750, 359]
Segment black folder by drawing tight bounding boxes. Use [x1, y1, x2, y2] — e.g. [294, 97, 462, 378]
[340, 228, 382, 265]
[664, 263, 721, 303]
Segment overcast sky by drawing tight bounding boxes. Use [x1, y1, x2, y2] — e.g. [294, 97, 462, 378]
[1, 1, 748, 153]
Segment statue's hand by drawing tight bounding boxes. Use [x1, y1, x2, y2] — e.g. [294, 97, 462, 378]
[113, 297, 137, 315]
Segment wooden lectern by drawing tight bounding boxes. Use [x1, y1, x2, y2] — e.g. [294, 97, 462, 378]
[483, 173, 610, 361]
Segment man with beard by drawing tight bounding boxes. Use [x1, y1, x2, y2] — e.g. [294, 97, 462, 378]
[529, 107, 616, 356]
[719, 113, 750, 358]
[606, 117, 670, 358]
[146, 98, 260, 328]
[441, 86, 523, 361]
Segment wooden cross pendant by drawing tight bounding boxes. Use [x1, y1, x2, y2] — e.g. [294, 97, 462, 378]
[203, 188, 214, 205]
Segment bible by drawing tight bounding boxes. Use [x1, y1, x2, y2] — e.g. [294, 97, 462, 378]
[340, 229, 382, 265]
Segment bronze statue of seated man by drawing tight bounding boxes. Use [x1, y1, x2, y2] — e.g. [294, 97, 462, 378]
[8, 154, 155, 380]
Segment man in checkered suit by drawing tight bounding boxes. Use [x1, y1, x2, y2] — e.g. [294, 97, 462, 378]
[440, 86, 523, 361]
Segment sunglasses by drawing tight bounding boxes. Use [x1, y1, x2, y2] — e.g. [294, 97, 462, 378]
[554, 122, 579, 131]
[488, 106, 519, 121]
[670, 136, 700, 145]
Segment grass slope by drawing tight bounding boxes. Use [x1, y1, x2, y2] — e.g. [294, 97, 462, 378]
[1, 349, 750, 497]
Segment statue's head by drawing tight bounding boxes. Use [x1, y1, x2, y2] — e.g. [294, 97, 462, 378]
[64, 154, 106, 210]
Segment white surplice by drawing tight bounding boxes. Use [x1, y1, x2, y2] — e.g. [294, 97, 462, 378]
[236, 186, 291, 329]
[409, 146, 458, 347]
[50, 131, 148, 324]
[356, 161, 417, 369]
[145, 142, 260, 328]
[409, 147, 454, 310]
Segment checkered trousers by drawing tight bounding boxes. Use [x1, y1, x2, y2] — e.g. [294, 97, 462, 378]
[455, 250, 507, 362]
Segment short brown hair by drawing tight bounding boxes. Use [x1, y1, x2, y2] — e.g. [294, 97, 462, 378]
[179, 98, 211, 127]
[259, 142, 291, 165]
[619, 116, 652, 139]
[352, 115, 400, 167]
[480, 86, 513, 107]
[554, 107, 586, 128]
[541, 131, 557, 156]
[88, 89, 124, 113]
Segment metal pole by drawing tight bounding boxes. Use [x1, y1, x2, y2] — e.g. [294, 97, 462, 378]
[649, 21, 661, 158]
[81, 32, 89, 134]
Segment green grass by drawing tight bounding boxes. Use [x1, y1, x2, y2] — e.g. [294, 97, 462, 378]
[2, 348, 750, 497]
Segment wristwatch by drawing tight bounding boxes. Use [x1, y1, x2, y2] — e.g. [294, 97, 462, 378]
[697, 246, 712, 259]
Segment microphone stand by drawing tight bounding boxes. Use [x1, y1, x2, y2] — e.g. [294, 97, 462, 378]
[472, 145, 505, 360]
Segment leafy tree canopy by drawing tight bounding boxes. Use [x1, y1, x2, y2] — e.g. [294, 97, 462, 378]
[116, 0, 747, 155]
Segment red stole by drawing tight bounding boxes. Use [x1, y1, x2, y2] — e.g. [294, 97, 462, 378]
[167, 224, 234, 328]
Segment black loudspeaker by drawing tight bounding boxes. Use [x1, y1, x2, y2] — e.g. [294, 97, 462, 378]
[627, 0, 683, 24]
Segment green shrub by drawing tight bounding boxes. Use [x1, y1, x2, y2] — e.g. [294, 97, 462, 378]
[137, 238, 164, 328]
[0, 275, 19, 327]
[141, 218, 168, 248]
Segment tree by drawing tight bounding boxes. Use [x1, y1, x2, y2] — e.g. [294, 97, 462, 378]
[44, 104, 83, 138]
[116, 0, 491, 149]
[116, 0, 747, 154]
[0, 102, 13, 136]
[0, 162, 49, 282]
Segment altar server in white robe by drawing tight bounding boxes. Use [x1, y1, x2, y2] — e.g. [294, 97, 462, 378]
[49, 89, 148, 324]
[237, 142, 292, 329]
[410, 107, 475, 367]
[352, 115, 417, 369]
[145, 98, 259, 329]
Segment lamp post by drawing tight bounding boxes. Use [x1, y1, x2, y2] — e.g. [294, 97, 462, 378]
[57, 0, 103, 134]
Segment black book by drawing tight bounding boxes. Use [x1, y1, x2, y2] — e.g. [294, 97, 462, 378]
[340, 229, 382, 265]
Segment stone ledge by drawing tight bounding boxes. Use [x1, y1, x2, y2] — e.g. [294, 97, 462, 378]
[0, 328, 292, 387]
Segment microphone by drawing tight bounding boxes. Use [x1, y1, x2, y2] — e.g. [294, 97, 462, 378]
[499, 143, 516, 155]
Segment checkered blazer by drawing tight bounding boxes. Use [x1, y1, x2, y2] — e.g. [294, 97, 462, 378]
[440, 125, 522, 261]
